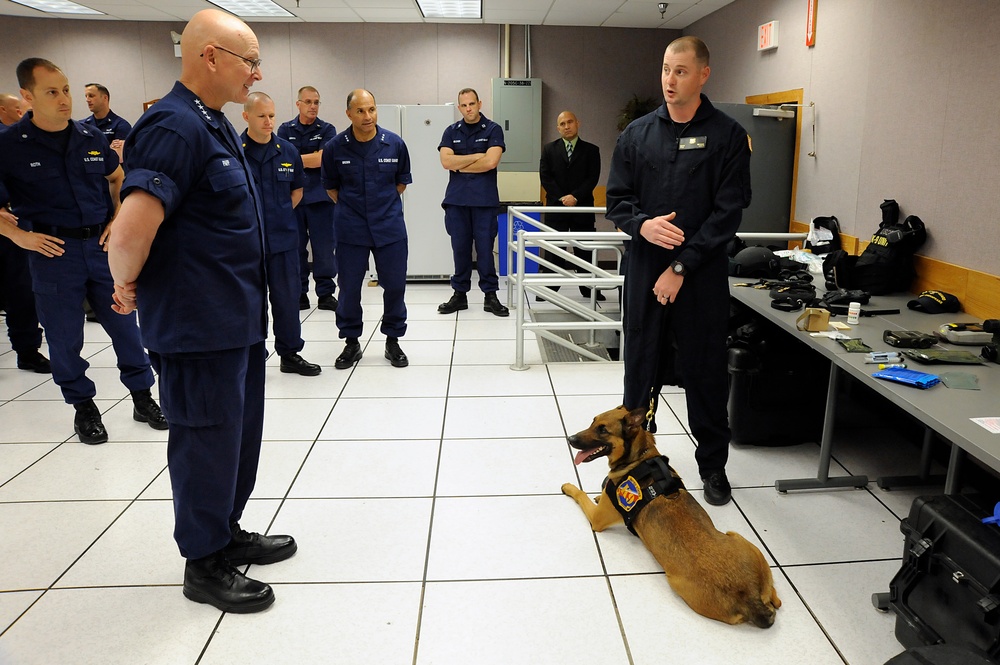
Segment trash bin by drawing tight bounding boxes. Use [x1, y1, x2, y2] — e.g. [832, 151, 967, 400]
[498, 210, 541, 276]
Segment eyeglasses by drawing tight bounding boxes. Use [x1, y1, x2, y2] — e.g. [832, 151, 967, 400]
[207, 45, 262, 74]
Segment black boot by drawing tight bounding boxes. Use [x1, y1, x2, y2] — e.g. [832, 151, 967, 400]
[384, 337, 409, 368]
[437, 291, 468, 314]
[73, 399, 108, 445]
[16, 349, 51, 373]
[183, 551, 275, 613]
[483, 292, 510, 317]
[335, 339, 363, 370]
[223, 522, 298, 566]
[131, 389, 168, 430]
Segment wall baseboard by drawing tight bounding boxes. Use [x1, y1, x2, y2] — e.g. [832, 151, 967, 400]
[789, 220, 999, 320]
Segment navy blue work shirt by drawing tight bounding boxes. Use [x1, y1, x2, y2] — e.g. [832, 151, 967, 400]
[276, 116, 337, 205]
[321, 126, 412, 248]
[438, 113, 504, 208]
[83, 110, 133, 143]
[122, 81, 267, 355]
[0, 112, 118, 229]
[240, 130, 305, 255]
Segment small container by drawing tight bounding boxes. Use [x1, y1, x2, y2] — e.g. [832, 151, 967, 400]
[847, 301, 861, 324]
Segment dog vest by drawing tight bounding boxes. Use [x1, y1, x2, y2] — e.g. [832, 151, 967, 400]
[603, 455, 685, 536]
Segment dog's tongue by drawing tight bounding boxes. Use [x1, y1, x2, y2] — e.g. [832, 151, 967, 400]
[574, 449, 592, 466]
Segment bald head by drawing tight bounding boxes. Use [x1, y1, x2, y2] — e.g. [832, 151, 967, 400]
[556, 110, 579, 141]
[179, 8, 261, 110]
[0, 93, 23, 126]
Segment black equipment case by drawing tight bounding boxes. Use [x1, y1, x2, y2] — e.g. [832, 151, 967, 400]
[879, 494, 1000, 660]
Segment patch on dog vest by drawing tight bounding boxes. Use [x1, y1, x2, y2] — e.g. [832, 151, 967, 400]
[616, 476, 642, 511]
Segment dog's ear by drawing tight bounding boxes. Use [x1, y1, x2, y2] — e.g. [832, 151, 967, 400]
[624, 407, 648, 434]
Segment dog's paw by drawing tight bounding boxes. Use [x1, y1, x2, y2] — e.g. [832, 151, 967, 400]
[560, 483, 577, 496]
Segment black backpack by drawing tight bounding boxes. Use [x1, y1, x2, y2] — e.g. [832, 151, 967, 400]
[822, 200, 927, 295]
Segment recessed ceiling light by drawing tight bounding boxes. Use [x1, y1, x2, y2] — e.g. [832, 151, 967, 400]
[416, 0, 482, 20]
[208, 0, 294, 18]
[10, 0, 102, 15]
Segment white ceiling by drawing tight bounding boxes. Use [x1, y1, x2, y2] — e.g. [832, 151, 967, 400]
[0, 0, 736, 29]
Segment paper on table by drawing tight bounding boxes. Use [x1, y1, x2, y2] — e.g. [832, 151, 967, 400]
[971, 417, 1000, 434]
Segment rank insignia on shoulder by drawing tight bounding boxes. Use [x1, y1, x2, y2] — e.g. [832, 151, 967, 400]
[616, 476, 642, 512]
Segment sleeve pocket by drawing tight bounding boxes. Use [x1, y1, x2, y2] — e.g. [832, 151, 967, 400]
[206, 160, 248, 192]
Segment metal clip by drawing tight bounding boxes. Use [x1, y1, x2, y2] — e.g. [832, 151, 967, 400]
[953, 570, 966, 584]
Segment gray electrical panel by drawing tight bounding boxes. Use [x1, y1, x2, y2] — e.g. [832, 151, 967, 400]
[491, 78, 542, 173]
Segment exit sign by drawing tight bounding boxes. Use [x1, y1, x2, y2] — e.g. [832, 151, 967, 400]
[758, 20, 779, 51]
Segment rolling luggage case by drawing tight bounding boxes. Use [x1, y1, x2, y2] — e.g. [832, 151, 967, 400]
[880, 494, 1000, 660]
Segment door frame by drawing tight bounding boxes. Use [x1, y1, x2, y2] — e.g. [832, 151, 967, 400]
[745, 88, 804, 231]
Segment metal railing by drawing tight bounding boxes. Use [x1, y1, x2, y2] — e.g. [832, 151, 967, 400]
[503, 203, 807, 370]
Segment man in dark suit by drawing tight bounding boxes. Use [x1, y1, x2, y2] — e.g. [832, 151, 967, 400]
[538, 110, 603, 299]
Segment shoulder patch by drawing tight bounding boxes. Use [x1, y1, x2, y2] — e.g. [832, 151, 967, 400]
[616, 476, 642, 512]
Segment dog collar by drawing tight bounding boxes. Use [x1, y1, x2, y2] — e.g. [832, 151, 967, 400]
[603, 455, 685, 536]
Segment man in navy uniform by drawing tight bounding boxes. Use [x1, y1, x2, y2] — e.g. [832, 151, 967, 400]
[321, 89, 411, 370]
[1, 92, 50, 373]
[83, 83, 131, 162]
[437, 88, 509, 317]
[108, 9, 296, 613]
[241, 91, 321, 377]
[606, 37, 752, 507]
[0, 58, 165, 444]
[277, 86, 338, 312]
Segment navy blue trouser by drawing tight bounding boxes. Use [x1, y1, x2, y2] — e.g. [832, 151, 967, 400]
[266, 248, 305, 357]
[27, 237, 153, 404]
[150, 342, 266, 560]
[443, 205, 499, 294]
[296, 201, 337, 297]
[336, 239, 408, 339]
[0, 239, 43, 353]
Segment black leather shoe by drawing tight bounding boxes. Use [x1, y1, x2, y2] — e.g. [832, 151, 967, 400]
[335, 341, 363, 369]
[437, 291, 468, 314]
[702, 470, 732, 506]
[223, 522, 297, 566]
[384, 340, 408, 368]
[483, 292, 510, 317]
[298, 293, 310, 310]
[74, 399, 108, 445]
[280, 353, 322, 376]
[132, 389, 168, 430]
[183, 551, 274, 613]
[16, 350, 51, 373]
[318, 294, 338, 311]
[580, 287, 607, 301]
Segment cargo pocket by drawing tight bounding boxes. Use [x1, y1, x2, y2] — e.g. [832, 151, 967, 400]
[156, 353, 228, 427]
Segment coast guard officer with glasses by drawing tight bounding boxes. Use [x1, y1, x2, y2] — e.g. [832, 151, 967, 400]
[0, 57, 165, 445]
[108, 9, 296, 613]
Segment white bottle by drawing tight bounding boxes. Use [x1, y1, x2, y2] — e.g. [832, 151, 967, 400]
[847, 301, 861, 325]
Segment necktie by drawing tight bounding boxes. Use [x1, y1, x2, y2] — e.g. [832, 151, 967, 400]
[566, 141, 573, 160]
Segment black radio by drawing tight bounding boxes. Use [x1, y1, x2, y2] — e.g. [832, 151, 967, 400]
[883, 330, 937, 349]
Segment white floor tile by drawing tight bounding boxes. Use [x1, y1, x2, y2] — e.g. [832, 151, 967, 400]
[262, 398, 336, 441]
[452, 339, 542, 365]
[261, 497, 432, 583]
[340, 364, 451, 398]
[251, 440, 313, 499]
[0, 590, 41, 634]
[289, 439, 439, 498]
[0, 442, 59, 485]
[726, 441, 853, 489]
[320, 397, 445, 440]
[0, 368, 53, 401]
[0, 501, 129, 590]
[444, 395, 564, 438]
[735, 486, 903, 566]
[199, 583, 423, 665]
[426, 495, 606, 581]
[784, 560, 905, 665]
[436, 437, 577, 496]
[546, 361, 625, 396]
[611, 571, 844, 664]
[0, 587, 221, 665]
[417, 578, 629, 665]
[447, 363, 554, 397]
[0, 399, 111, 444]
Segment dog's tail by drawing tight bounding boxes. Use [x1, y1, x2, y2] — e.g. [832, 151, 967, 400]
[745, 596, 777, 629]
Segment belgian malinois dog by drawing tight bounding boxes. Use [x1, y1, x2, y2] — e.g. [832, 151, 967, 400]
[561, 406, 781, 627]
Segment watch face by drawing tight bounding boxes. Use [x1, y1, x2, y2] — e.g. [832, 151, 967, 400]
[673, 262, 684, 274]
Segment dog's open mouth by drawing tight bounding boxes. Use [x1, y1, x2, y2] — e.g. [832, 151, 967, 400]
[573, 445, 611, 466]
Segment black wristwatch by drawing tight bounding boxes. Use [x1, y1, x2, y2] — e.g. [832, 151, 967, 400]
[670, 260, 687, 276]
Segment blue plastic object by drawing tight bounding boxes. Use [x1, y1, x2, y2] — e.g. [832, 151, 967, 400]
[982, 502, 1000, 526]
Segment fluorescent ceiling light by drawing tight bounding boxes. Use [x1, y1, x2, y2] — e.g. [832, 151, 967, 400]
[10, 0, 102, 14]
[416, 0, 482, 19]
[208, 0, 294, 18]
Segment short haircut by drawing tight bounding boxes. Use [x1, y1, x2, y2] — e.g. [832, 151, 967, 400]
[297, 86, 319, 99]
[457, 87, 479, 102]
[16, 57, 63, 92]
[346, 89, 375, 109]
[85, 83, 110, 100]
[667, 36, 710, 67]
[244, 91, 273, 113]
